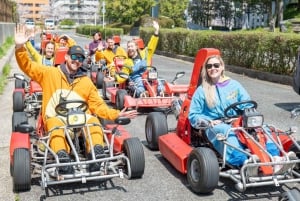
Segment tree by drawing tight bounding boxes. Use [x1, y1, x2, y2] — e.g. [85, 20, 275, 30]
[159, 0, 189, 27]
[105, 0, 156, 25]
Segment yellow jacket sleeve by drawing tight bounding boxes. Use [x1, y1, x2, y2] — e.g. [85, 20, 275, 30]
[25, 41, 42, 64]
[143, 35, 159, 66]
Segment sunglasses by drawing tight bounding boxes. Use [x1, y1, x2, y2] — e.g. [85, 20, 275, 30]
[70, 54, 85, 62]
[206, 63, 221, 69]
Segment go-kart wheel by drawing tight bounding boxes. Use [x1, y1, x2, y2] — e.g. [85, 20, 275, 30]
[13, 91, 25, 112]
[96, 72, 104, 89]
[116, 89, 127, 110]
[12, 112, 28, 132]
[55, 100, 88, 117]
[15, 79, 25, 89]
[12, 148, 31, 192]
[187, 147, 219, 194]
[279, 189, 300, 201]
[123, 137, 145, 179]
[102, 81, 114, 100]
[145, 112, 168, 150]
[224, 100, 257, 118]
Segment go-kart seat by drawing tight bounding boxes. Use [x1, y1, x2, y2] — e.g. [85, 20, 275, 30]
[54, 47, 68, 66]
[113, 35, 121, 46]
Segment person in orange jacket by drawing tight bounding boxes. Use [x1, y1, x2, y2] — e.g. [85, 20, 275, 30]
[15, 31, 138, 174]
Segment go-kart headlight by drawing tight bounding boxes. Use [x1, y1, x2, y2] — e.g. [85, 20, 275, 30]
[148, 71, 158, 80]
[67, 112, 86, 127]
[243, 108, 264, 128]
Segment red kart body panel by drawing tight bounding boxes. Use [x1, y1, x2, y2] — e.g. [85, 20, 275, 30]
[10, 132, 30, 163]
[29, 80, 42, 94]
[106, 86, 185, 108]
[105, 124, 131, 153]
[159, 133, 193, 174]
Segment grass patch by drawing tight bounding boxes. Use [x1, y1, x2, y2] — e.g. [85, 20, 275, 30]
[0, 37, 14, 59]
[0, 63, 11, 94]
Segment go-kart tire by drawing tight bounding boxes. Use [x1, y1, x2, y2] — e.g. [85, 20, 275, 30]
[96, 72, 104, 89]
[13, 91, 25, 112]
[116, 89, 127, 110]
[15, 79, 25, 89]
[123, 137, 145, 179]
[12, 148, 31, 192]
[187, 147, 219, 194]
[145, 112, 168, 150]
[12, 112, 28, 132]
[279, 189, 300, 201]
[102, 81, 114, 100]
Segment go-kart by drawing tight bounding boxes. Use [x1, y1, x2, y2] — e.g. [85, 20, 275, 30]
[10, 73, 42, 119]
[102, 65, 189, 111]
[144, 48, 300, 194]
[86, 55, 126, 89]
[9, 99, 145, 192]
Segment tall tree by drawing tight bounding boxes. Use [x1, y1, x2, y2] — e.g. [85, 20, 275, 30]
[159, 0, 189, 27]
[105, 0, 156, 25]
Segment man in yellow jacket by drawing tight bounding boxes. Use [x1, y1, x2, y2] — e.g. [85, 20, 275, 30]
[15, 32, 137, 174]
[115, 20, 163, 97]
[95, 36, 127, 77]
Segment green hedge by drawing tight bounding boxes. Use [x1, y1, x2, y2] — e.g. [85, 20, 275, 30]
[76, 25, 124, 38]
[140, 28, 300, 76]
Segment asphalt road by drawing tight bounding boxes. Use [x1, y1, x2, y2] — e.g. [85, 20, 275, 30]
[1, 30, 300, 201]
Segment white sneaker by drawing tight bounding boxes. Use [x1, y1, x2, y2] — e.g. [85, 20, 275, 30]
[273, 152, 297, 174]
[244, 155, 260, 176]
[273, 156, 284, 174]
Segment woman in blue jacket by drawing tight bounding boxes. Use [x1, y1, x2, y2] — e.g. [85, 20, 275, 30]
[188, 55, 282, 167]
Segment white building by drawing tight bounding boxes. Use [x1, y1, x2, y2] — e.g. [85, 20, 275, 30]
[51, 0, 99, 25]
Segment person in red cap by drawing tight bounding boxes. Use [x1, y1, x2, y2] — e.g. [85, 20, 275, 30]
[14, 31, 138, 174]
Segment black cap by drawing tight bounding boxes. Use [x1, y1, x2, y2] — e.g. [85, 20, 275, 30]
[67, 45, 85, 58]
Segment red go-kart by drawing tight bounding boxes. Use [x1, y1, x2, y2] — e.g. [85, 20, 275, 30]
[102, 65, 189, 111]
[11, 73, 42, 120]
[144, 48, 300, 194]
[10, 99, 145, 192]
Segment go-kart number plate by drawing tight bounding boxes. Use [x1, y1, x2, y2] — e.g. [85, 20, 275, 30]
[148, 72, 157, 79]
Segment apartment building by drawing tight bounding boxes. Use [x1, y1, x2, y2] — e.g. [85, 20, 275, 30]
[17, 0, 49, 23]
[51, 0, 100, 25]
[17, 0, 99, 25]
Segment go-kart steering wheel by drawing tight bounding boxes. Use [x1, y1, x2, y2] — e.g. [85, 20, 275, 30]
[55, 100, 88, 117]
[224, 100, 257, 118]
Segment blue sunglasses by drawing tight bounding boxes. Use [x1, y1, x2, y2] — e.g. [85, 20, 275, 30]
[70, 54, 85, 62]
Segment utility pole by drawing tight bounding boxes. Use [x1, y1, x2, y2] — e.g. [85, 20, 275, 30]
[102, 1, 105, 29]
